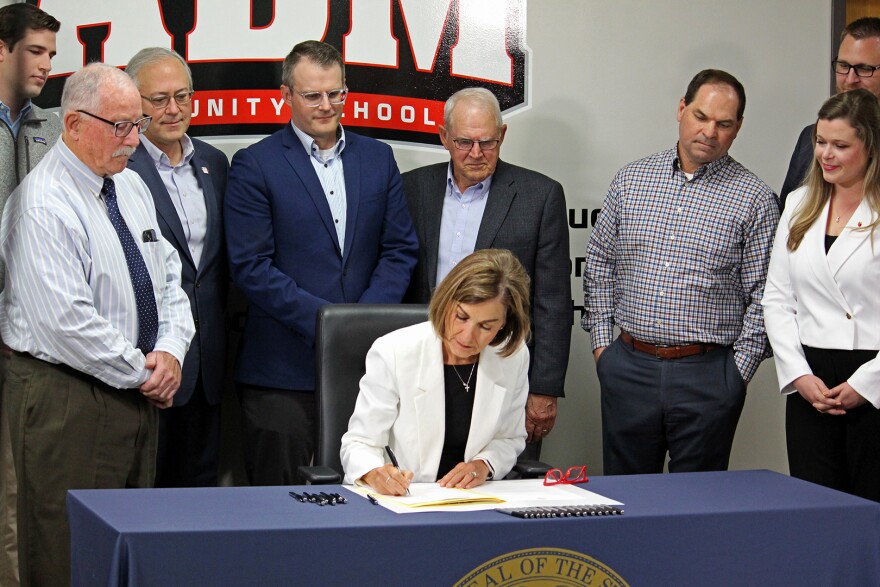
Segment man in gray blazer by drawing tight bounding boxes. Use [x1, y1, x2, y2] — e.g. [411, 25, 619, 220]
[125, 47, 229, 487]
[403, 88, 570, 456]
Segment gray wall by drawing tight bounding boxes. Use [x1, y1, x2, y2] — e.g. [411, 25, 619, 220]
[209, 0, 832, 476]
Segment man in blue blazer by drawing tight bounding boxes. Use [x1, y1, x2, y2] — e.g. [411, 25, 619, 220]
[126, 48, 229, 487]
[225, 41, 418, 485]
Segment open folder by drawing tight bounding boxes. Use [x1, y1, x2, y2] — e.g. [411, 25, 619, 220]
[359, 483, 504, 508]
[348, 479, 622, 514]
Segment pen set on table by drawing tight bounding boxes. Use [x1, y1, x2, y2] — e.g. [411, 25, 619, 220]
[289, 491, 348, 506]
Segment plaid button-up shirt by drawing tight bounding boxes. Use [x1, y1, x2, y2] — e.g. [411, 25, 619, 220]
[583, 146, 780, 381]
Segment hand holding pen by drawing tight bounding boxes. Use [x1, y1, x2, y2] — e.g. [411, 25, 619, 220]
[359, 446, 413, 496]
[384, 445, 412, 496]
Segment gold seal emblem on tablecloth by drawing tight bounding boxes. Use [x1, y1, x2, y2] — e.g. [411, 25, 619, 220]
[453, 547, 630, 587]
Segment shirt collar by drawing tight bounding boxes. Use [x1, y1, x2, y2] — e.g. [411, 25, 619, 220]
[139, 133, 195, 168]
[671, 143, 732, 179]
[57, 136, 109, 197]
[445, 162, 493, 197]
[0, 98, 32, 127]
[290, 121, 346, 160]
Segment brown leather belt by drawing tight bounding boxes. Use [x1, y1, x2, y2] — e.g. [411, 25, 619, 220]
[619, 331, 721, 360]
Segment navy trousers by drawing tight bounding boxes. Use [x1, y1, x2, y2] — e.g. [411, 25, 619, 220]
[597, 337, 746, 475]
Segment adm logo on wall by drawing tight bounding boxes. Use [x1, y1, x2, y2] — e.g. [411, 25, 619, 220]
[34, 0, 529, 146]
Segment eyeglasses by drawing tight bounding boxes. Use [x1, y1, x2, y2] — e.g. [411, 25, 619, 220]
[543, 465, 589, 487]
[141, 91, 195, 109]
[292, 87, 348, 107]
[77, 110, 151, 137]
[451, 138, 501, 152]
[832, 60, 880, 78]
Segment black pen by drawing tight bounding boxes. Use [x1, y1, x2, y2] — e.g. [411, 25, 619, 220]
[367, 494, 379, 506]
[320, 492, 337, 505]
[332, 492, 348, 504]
[384, 445, 411, 496]
[288, 491, 305, 503]
[303, 492, 326, 506]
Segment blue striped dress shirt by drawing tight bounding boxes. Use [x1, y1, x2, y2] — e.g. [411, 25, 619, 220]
[583, 147, 780, 381]
[0, 138, 194, 389]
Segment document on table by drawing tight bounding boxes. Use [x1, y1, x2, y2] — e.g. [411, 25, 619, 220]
[344, 479, 622, 514]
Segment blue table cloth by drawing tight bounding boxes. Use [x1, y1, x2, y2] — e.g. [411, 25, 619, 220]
[68, 470, 880, 586]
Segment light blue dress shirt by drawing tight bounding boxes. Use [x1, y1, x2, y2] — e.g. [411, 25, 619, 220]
[139, 134, 208, 268]
[436, 164, 492, 285]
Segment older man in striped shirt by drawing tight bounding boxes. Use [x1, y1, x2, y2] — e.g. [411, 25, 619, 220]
[0, 63, 193, 587]
[583, 69, 779, 477]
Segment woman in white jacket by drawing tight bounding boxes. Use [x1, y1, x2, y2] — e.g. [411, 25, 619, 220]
[341, 249, 531, 496]
[763, 88, 880, 501]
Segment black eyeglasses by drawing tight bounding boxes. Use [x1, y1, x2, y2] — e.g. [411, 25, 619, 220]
[832, 60, 880, 78]
[292, 87, 348, 107]
[77, 110, 151, 137]
[451, 138, 501, 152]
[141, 91, 194, 109]
[543, 465, 589, 487]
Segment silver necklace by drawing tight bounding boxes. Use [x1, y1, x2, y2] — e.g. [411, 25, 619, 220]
[451, 361, 477, 393]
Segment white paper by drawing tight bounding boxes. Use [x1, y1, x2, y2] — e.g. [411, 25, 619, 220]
[343, 479, 622, 514]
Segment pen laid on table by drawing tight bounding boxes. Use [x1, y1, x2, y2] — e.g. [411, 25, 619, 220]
[384, 445, 411, 496]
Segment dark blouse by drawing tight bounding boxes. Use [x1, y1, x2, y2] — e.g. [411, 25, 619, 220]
[437, 363, 478, 479]
[825, 233, 838, 254]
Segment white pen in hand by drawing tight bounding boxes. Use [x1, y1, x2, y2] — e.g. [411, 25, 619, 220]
[384, 445, 411, 496]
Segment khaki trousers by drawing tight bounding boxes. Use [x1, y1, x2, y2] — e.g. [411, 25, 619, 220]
[5, 353, 157, 587]
[0, 356, 18, 586]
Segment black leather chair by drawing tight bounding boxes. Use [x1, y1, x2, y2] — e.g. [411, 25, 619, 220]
[298, 303, 552, 484]
[299, 304, 429, 484]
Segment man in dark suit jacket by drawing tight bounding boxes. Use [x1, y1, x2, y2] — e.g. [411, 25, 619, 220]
[126, 48, 229, 487]
[225, 41, 418, 485]
[780, 17, 880, 209]
[403, 88, 570, 457]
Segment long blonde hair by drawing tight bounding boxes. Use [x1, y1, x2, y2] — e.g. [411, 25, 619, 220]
[787, 89, 880, 250]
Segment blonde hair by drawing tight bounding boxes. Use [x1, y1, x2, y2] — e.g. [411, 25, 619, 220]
[787, 89, 880, 250]
[429, 249, 531, 357]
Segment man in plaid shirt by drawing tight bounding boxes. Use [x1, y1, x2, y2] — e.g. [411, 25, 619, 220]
[583, 69, 780, 475]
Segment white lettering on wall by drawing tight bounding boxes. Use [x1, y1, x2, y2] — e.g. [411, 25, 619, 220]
[345, 0, 398, 67]
[40, 0, 171, 75]
[188, 0, 329, 61]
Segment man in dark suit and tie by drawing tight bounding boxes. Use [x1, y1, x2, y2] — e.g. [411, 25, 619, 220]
[125, 47, 229, 487]
[403, 88, 570, 456]
[224, 40, 418, 485]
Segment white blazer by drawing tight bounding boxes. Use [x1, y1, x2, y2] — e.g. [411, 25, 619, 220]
[763, 187, 880, 407]
[340, 321, 529, 484]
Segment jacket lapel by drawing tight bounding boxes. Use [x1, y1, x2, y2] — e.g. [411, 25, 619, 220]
[341, 137, 360, 266]
[281, 126, 342, 255]
[475, 160, 515, 249]
[464, 349, 505, 463]
[827, 199, 876, 276]
[128, 146, 195, 268]
[413, 331, 446, 478]
[804, 199, 855, 311]
[191, 150, 221, 273]
[423, 166, 447, 292]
